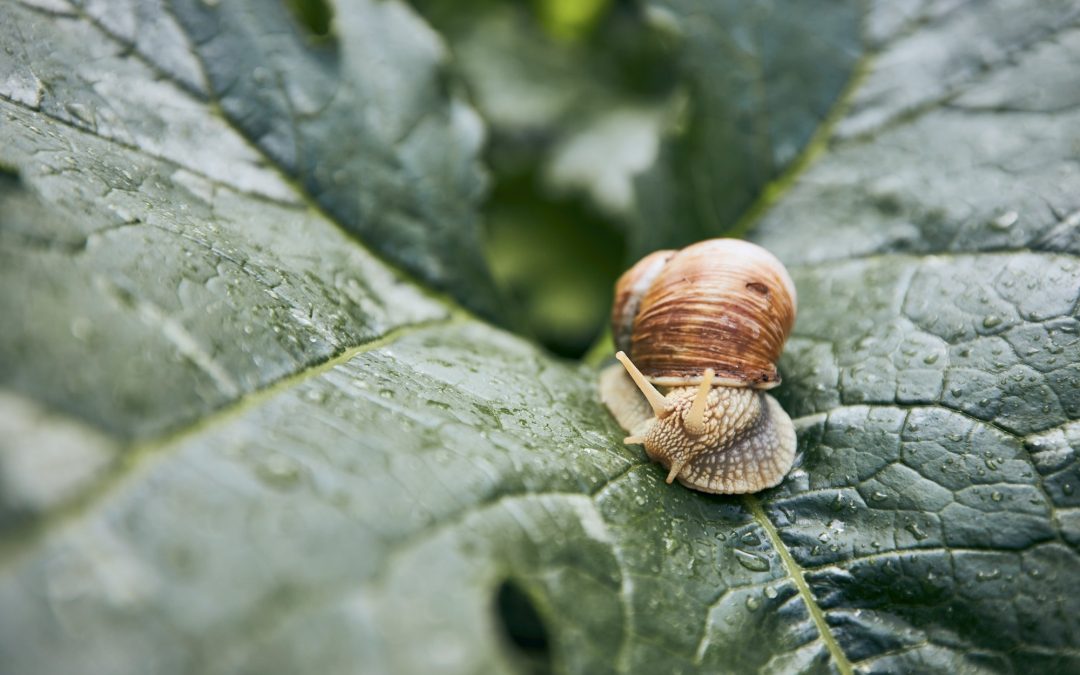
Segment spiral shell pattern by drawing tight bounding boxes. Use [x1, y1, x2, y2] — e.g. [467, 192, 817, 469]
[612, 239, 796, 388]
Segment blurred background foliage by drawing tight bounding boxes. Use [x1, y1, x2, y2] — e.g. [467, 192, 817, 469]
[291, 0, 861, 357]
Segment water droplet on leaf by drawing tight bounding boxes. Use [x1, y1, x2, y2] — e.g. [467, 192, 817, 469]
[256, 453, 302, 489]
[905, 522, 928, 540]
[733, 549, 770, 572]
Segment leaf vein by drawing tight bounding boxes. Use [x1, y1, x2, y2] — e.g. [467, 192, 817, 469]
[745, 494, 855, 675]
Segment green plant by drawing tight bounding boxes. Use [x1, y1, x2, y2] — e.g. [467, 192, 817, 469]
[1, 1, 1078, 673]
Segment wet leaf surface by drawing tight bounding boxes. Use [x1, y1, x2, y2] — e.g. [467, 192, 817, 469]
[1, 1, 1078, 674]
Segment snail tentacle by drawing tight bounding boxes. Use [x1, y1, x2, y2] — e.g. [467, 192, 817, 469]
[665, 458, 688, 484]
[684, 367, 714, 436]
[615, 351, 673, 419]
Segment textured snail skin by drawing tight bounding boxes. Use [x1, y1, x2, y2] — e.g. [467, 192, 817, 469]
[642, 383, 795, 494]
[599, 361, 797, 494]
[600, 238, 798, 494]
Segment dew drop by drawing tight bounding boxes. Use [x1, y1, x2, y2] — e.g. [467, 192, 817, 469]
[741, 532, 763, 547]
[991, 210, 1018, 230]
[976, 568, 1001, 582]
[905, 522, 929, 540]
[764, 586, 779, 600]
[745, 596, 761, 611]
[991, 491, 1003, 502]
[983, 315, 1003, 329]
[256, 453, 302, 489]
[70, 317, 93, 341]
[733, 549, 770, 572]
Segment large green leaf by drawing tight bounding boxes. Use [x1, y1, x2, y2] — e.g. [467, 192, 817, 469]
[2, 2, 1078, 675]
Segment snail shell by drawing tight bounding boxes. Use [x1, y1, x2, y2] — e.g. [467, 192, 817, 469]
[600, 238, 798, 494]
[613, 238, 796, 388]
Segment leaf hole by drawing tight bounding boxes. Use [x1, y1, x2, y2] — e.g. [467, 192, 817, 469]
[0, 163, 20, 185]
[494, 579, 553, 675]
[283, 0, 334, 39]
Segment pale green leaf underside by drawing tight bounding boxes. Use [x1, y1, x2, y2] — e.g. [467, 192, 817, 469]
[1, 2, 1079, 675]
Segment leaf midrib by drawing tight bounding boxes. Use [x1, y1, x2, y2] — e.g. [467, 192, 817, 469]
[746, 494, 856, 675]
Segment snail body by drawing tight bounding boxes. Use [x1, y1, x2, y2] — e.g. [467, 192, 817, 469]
[599, 239, 798, 494]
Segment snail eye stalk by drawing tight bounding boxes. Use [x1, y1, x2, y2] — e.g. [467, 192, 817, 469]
[614, 351, 673, 420]
[684, 368, 714, 436]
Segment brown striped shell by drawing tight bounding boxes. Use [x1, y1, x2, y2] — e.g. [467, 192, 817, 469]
[612, 239, 796, 389]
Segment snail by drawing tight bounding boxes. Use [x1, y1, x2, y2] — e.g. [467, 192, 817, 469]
[598, 238, 797, 494]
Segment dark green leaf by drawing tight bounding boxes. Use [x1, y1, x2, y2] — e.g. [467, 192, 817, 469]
[1, 1, 1078, 674]
[172, 0, 500, 316]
